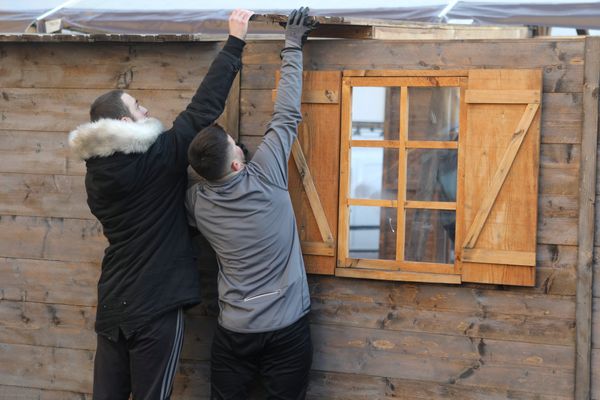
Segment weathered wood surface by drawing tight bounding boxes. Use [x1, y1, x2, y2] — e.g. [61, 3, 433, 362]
[0, 257, 99, 306]
[309, 276, 575, 346]
[576, 36, 600, 400]
[306, 370, 572, 400]
[0, 173, 91, 219]
[0, 42, 220, 90]
[240, 89, 583, 144]
[242, 39, 584, 94]
[0, 342, 94, 393]
[0, 131, 84, 176]
[593, 349, 600, 400]
[0, 385, 92, 400]
[0, 216, 106, 262]
[310, 323, 573, 397]
[0, 38, 587, 399]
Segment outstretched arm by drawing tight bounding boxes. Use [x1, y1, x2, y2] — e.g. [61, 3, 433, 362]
[164, 9, 254, 170]
[250, 7, 314, 188]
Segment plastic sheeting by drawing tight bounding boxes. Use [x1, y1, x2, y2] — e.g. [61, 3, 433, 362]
[1, 2, 600, 34]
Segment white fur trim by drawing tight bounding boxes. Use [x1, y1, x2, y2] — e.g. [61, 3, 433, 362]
[68, 117, 165, 160]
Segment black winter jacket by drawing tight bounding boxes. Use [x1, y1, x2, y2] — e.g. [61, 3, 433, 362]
[68, 36, 245, 340]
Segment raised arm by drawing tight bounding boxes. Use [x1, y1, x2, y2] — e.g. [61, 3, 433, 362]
[250, 7, 315, 188]
[162, 9, 253, 170]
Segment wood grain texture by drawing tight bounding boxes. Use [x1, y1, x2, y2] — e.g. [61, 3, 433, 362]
[458, 69, 542, 286]
[575, 36, 600, 400]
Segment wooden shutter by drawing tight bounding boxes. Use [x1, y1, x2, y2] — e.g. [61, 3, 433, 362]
[456, 69, 542, 286]
[274, 71, 342, 275]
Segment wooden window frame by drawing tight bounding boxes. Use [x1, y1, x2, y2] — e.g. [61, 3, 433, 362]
[336, 70, 468, 284]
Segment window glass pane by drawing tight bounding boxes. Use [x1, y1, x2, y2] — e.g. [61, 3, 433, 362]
[350, 147, 398, 200]
[351, 87, 400, 140]
[349, 206, 397, 260]
[406, 149, 457, 202]
[404, 209, 455, 264]
[408, 87, 460, 141]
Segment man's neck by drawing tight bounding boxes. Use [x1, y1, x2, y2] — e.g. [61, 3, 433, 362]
[216, 166, 245, 183]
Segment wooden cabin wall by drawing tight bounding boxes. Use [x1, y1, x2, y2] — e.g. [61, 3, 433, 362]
[239, 38, 583, 400]
[0, 41, 228, 398]
[0, 37, 586, 399]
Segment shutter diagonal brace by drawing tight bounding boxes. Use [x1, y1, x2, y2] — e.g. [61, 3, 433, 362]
[291, 137, 335, 249]
[461, 102, 540, 250]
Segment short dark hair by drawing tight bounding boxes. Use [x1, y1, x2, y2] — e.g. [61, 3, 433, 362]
[188, 124, 231, 181]
[89, 90, 133, 122]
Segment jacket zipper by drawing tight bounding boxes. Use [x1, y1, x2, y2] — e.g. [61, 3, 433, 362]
[243, 289, 281, 302]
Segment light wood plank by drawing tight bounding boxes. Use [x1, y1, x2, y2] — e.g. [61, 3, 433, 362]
[465, 89, 541, 104]
[347, 198, 397, 208]
[404, 140, 458, 149]
[461, 248, 536, 267]
[345, 76, 462, 88]
[404, 200, 456, 210]
[336, 79, 352, 268]
[349, 140, 400, 148]
[341, 258, 456, 275]
[335, 267, 461, 284]
[343, 69, 469, 77]
[462, 103, 540, 250]
[396, 86, 408, 263]
[300, 241, 335, 257]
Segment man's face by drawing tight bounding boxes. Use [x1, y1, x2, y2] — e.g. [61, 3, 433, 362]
[120, 93, 149, 121]
[228, 135, 246, 164]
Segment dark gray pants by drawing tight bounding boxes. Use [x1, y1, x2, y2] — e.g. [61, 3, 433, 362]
[210, 315, 313, 400]
[92, 308, 184, 400]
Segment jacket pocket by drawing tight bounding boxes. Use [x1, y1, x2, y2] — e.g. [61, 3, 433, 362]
[243, 289, 282, 303]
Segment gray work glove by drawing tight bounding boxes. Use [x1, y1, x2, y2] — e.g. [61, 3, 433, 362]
[284, 7, 316, 49]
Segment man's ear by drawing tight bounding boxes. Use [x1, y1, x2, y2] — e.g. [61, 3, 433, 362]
[231, 159, 243, 172]
[120, 116, 133, 122]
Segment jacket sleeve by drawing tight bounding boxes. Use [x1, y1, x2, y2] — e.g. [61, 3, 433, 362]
[158, 35, 245, 172]
[249, 47, 303, 188]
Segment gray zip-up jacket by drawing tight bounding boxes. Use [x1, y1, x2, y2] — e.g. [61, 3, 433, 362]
[186, 46, 310, 333]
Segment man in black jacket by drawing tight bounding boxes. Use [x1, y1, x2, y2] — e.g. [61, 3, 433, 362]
[68, 9, 253, 400]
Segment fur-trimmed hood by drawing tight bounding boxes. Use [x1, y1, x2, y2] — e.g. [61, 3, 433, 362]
[68, 117, 164, 160]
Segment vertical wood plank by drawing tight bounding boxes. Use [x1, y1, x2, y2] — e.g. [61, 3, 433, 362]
[576, 36, 600, 400]
[459, 69, 542, 286]
[396, 87, 409, 262]
[336, 79, 352, 269]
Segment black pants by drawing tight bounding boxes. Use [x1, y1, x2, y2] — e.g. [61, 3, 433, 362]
[211, 315, 313, 400]
[93, 308, 185, 400]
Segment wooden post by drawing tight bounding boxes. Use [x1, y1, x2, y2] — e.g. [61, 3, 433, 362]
[576, 36, 600, 400]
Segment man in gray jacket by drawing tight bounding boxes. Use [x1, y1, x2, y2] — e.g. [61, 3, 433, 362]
[185, 7, 314, 400]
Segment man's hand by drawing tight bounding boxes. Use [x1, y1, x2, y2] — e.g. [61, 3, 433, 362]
[284, 7, 316, 49]
[229, 9, 254, 40]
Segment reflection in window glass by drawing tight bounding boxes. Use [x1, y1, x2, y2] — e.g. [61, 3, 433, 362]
[408, 87, 460, 141]
[406, 149, 457, 202]
[351, 87, 400, 140]
[404, 209, 455, 264]
[349, 206, 397, 260]
[350, 147, 398, 200]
